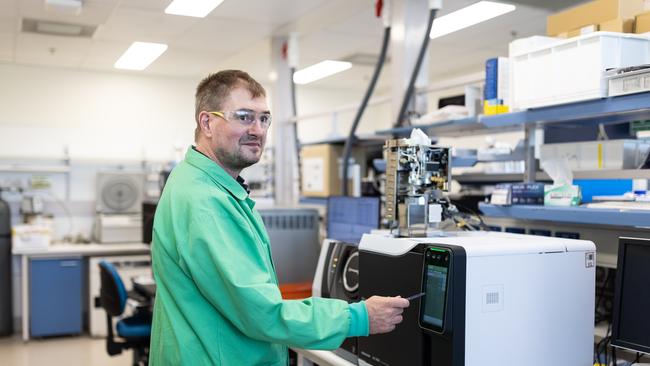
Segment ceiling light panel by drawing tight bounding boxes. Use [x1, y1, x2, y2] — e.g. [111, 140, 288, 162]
[293, 60, 353, 85]
[430, 1, 516, 40]
[164, 0, 224, 18]
[114, 42, 168, 71]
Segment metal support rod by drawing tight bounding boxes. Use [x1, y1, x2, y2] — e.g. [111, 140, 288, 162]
[524, 124, 537, 183]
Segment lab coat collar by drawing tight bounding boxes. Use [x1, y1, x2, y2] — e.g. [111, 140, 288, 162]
[185, 146, 249, 202]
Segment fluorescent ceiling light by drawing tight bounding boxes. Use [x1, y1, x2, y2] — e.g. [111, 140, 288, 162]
[430, 1, 516, 39]
[44, 0, 83, 15]
[293, 60, 353, 85]
[114, 42, 168, 71]
[165, 0, 224, 18]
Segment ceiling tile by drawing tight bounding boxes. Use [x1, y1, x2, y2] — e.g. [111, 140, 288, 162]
[94, 8, 197, 42]
[210, 0, 328, 25]
[0, 0, 17, 16]
[0, 33, 14, 61]
[325, 7, 383, 37]
[18, 0, 118, 26]
[119, 0, 169, 12]
[145, 47, 224, 77]
[298, 31, 378, 66]
[81, 39, 132, 69]
[170, 16, 273, 54]
[0, 16, 16, 33]
[14, 32, 91, 67]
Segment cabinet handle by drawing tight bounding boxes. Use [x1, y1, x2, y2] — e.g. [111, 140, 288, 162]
[59, 261, 79, 267]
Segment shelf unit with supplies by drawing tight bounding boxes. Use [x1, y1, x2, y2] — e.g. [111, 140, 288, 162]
[375, 91, 650, 140]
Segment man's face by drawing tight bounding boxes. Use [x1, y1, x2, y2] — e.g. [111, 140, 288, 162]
[207, 86, 269, 172]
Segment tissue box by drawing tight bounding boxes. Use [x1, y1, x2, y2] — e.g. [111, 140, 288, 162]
[544, 184, 582, 206]
[11, 224, 52, 251]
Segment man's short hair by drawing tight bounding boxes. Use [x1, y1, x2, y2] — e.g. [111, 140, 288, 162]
[194, 70, 266, 140]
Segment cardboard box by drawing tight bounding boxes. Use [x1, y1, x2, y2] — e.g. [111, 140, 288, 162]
[544, 184, 581, 206]
[547, 0, 644, 36]
[567, 28, 583, 37]
[636, 10, 650, 32]
[600, 17, 635, 32]
[300, 144, 342, 197]
[300, 144, 366, 197]
[558, 25, 599, 39]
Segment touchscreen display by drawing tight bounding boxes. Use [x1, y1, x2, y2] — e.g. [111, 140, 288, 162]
[420, 247, 450, 332]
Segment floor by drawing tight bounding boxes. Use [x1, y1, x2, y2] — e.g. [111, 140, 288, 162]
[0, 335, 132, 366]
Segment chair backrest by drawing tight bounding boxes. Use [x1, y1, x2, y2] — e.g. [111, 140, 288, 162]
[99, 260, 128, 316]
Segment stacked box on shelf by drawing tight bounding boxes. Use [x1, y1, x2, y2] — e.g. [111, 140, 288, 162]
[636, 10, 650, 33]
[547, 0, 644, 36]
[483, 57, 510, 115]
[599, 18, 635, 33]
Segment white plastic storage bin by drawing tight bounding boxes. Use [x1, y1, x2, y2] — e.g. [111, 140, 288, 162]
[540, 140, 650, 171]
[607, 67, 650, 96]
[509, 32, 650, 110]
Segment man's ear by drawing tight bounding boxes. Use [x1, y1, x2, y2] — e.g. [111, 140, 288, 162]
[198, 112, 212, 137]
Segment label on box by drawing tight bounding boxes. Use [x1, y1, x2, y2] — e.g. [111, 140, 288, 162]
[11, 224, 51, 250]
[302, 157, 324, 192]
[491, 184, 512, 205]
[511, 183, 545, 205]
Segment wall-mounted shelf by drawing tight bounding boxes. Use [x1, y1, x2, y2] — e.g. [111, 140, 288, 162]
[375, 91, 650, 138]
[479, 202, 650, 228]
[376, 116, 521, 138]
[482, 91, 650, 129]
[453, 172, 547, 185]
[0, 164, 70, 173]
[299, 134, 387, 147]
[454, 169, 650, 184]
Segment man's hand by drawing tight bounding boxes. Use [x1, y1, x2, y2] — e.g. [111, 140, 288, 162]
[365, 296, 410, 334]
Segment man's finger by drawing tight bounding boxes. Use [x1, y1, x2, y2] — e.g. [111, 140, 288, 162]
[391, 296, 410, 308]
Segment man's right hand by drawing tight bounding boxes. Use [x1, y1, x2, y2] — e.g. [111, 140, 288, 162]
[365, 295, 410, 334]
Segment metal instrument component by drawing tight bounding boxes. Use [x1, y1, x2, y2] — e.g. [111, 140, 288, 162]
[384, 138, 451, 237]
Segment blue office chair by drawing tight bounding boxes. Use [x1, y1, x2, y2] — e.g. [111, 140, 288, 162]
[98, 260, 152, 366]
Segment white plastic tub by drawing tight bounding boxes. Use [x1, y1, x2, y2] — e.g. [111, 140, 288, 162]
[509, 32, 650, 110]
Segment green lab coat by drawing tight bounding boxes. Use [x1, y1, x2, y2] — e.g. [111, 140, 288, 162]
[149, 147, 368, 365]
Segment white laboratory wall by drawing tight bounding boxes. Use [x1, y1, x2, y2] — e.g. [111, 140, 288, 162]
[294, 87, 392, 143]
[0, 63, 203, 240]
[0, 63, 197, 161]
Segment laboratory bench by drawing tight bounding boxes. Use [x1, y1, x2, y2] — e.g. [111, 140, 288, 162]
[479, 203, 650, 228]
[12, 242, 150, 341]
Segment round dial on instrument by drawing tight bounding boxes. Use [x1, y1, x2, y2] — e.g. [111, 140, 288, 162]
[342, 251, 359, 293]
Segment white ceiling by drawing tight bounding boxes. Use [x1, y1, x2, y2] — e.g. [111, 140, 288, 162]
[0, 0, 585, 89]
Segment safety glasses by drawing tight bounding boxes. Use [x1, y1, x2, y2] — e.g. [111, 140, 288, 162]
[208, 109, 272, 128]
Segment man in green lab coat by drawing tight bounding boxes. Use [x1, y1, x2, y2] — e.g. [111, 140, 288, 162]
[149, 70, 409, 365]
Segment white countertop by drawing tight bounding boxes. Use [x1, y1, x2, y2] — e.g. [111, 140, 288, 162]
[290, 349, 356, 366]
[12, 242, 150, 256]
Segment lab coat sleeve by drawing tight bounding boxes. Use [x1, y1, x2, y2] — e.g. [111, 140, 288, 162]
[178, 201, 366, 350]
